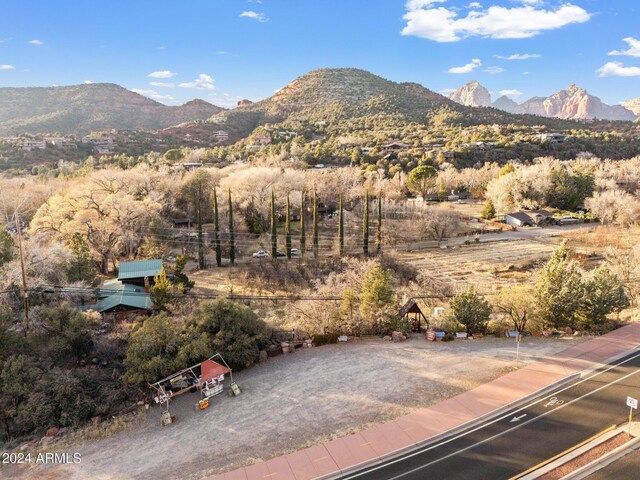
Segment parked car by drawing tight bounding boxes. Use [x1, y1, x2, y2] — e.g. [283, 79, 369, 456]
[290, 248, 300, 256]
[275, 251, 286, 257]
[252, 250, 269, 258]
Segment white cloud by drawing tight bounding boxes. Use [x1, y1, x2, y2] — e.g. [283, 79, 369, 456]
[467, 2, 482, 8]
[608, 37, 640, 58]
[240, 11, 269, 22]
[495, 53, 541, 60]
[484, 66, 504, 74]
[401, 2, 591, 42]
[0, 65, 15, 70]
[522, 71, 530, 75]
[179, 74, 215, 90]
[597, 62, 640, 77]
[84, 80, 93, 84]
[148, 70, 176, 78]
[515, 0, 543, 5]
[499, 89, 523, 97]
[406, 1, 447, 8]
[28, 39, 44, 46]
[448, 58, 481, 74]
[131, 88, 176, 102]
[215, 51, 229, 55]
[150, 81, 175, 88]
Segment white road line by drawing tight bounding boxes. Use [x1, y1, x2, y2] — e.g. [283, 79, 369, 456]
[339, 351, 640, 480]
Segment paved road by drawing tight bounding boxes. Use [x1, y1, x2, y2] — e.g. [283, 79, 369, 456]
[335, 351, 640, 480]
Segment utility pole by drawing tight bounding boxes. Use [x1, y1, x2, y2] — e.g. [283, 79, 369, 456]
[15, 213, 29, 335]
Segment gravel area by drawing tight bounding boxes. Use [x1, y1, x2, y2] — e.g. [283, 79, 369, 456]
[539, 433, 632, 480]
[5, 335, 588, 480]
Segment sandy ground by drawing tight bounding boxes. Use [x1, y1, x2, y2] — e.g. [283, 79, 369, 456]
[5, 335, 590, 480]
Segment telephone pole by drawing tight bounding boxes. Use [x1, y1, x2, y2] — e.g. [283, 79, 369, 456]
[14, 213, 29, 335]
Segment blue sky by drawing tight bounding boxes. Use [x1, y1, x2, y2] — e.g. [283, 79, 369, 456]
[0, 0, 638, 107]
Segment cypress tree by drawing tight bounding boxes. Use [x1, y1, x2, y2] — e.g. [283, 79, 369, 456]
[363, 190, 369, 256]
[213, 188, 221, 267]
[285, 193, 292, 259]
[376, 192, 382, 254]
[300, 191, 306, 258]
[271, 190, 277, 259]
[196, 185, 205, 269]
[228, 189, 235, 265]
[313, 190, 318, 258]
[338, 194, 344, 256]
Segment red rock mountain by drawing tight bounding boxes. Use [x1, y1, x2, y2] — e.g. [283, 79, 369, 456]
[0, 83, 224, 134]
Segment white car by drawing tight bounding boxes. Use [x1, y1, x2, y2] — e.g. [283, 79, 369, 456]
[252, 250, 269, 258]
[290, 248, 300, 256]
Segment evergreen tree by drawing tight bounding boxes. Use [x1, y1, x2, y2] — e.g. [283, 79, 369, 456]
[150, 266, 174, 312]
[359, 264, 395, 331]
[300, 191, 306, 258]
[535, 241, 584, 329]
[338, 195, 344, 256]
[213, 188, 222, 267]
[449, 286, 492, 335]
[173, 255, 194, 292]
[376, 193, 382, 253]
[285, 193, 292, 259]
[196, 185, 205, 269]
[228, 189, 235, 265]
[66, 233, 97, 284]
[578, 264, 629, 331]
[363, 191, 369, 256]
[313, 190, 318, 258]
[481, 200, 496, 220]
[270, 190, 277, 258]
[0, 229, 15, 268]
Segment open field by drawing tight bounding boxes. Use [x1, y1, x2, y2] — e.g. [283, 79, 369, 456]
[396, 238, 558, 289]
[5, 335, 590, 480]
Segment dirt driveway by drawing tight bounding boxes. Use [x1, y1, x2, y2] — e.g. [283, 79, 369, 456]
[8, 335, 589, 480]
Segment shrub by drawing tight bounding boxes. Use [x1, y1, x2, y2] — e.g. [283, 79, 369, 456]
[441, 333, 455, 342]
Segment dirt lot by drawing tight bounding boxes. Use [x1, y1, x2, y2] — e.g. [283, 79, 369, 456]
[7, 335, 590, 480]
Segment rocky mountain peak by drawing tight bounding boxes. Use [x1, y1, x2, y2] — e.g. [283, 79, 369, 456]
[449, 80, 491, 107]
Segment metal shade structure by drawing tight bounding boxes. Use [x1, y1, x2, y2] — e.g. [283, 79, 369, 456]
[149, 353, 233, 410]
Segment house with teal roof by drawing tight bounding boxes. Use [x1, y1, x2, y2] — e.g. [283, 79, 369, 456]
[87, 259, 163, 320]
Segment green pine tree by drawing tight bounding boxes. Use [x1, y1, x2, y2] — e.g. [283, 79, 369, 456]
[66, 232, 97, 284]
[213, 188, 222, 267]
[228, 189, 235, 265]
[481, 200, 496, 220]
[300, 191, 306, 258]
[449, 286, 492, 335]
[271, 190, 277, 259]
[313, 190, 319, 258]
[578, 264, 629, 331]
[285, 193, 292, 259]
[363, 191, 369, 256]
[376, 193, 382, 254]
[150, 266, 174, 311]
[535, 241, 584, 329]
[338, 194, 344, 256]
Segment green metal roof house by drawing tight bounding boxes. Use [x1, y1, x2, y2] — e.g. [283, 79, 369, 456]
[85, 260, 164, 319]
[118, 259, 163, 287]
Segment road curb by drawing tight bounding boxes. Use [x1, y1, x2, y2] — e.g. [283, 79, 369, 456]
[559, 432, 640, 480]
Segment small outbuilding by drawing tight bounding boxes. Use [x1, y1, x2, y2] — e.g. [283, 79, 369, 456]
[399, 299, 429, 333]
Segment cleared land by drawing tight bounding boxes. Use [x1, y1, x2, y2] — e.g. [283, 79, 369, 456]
[7, 335, 589, 480]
